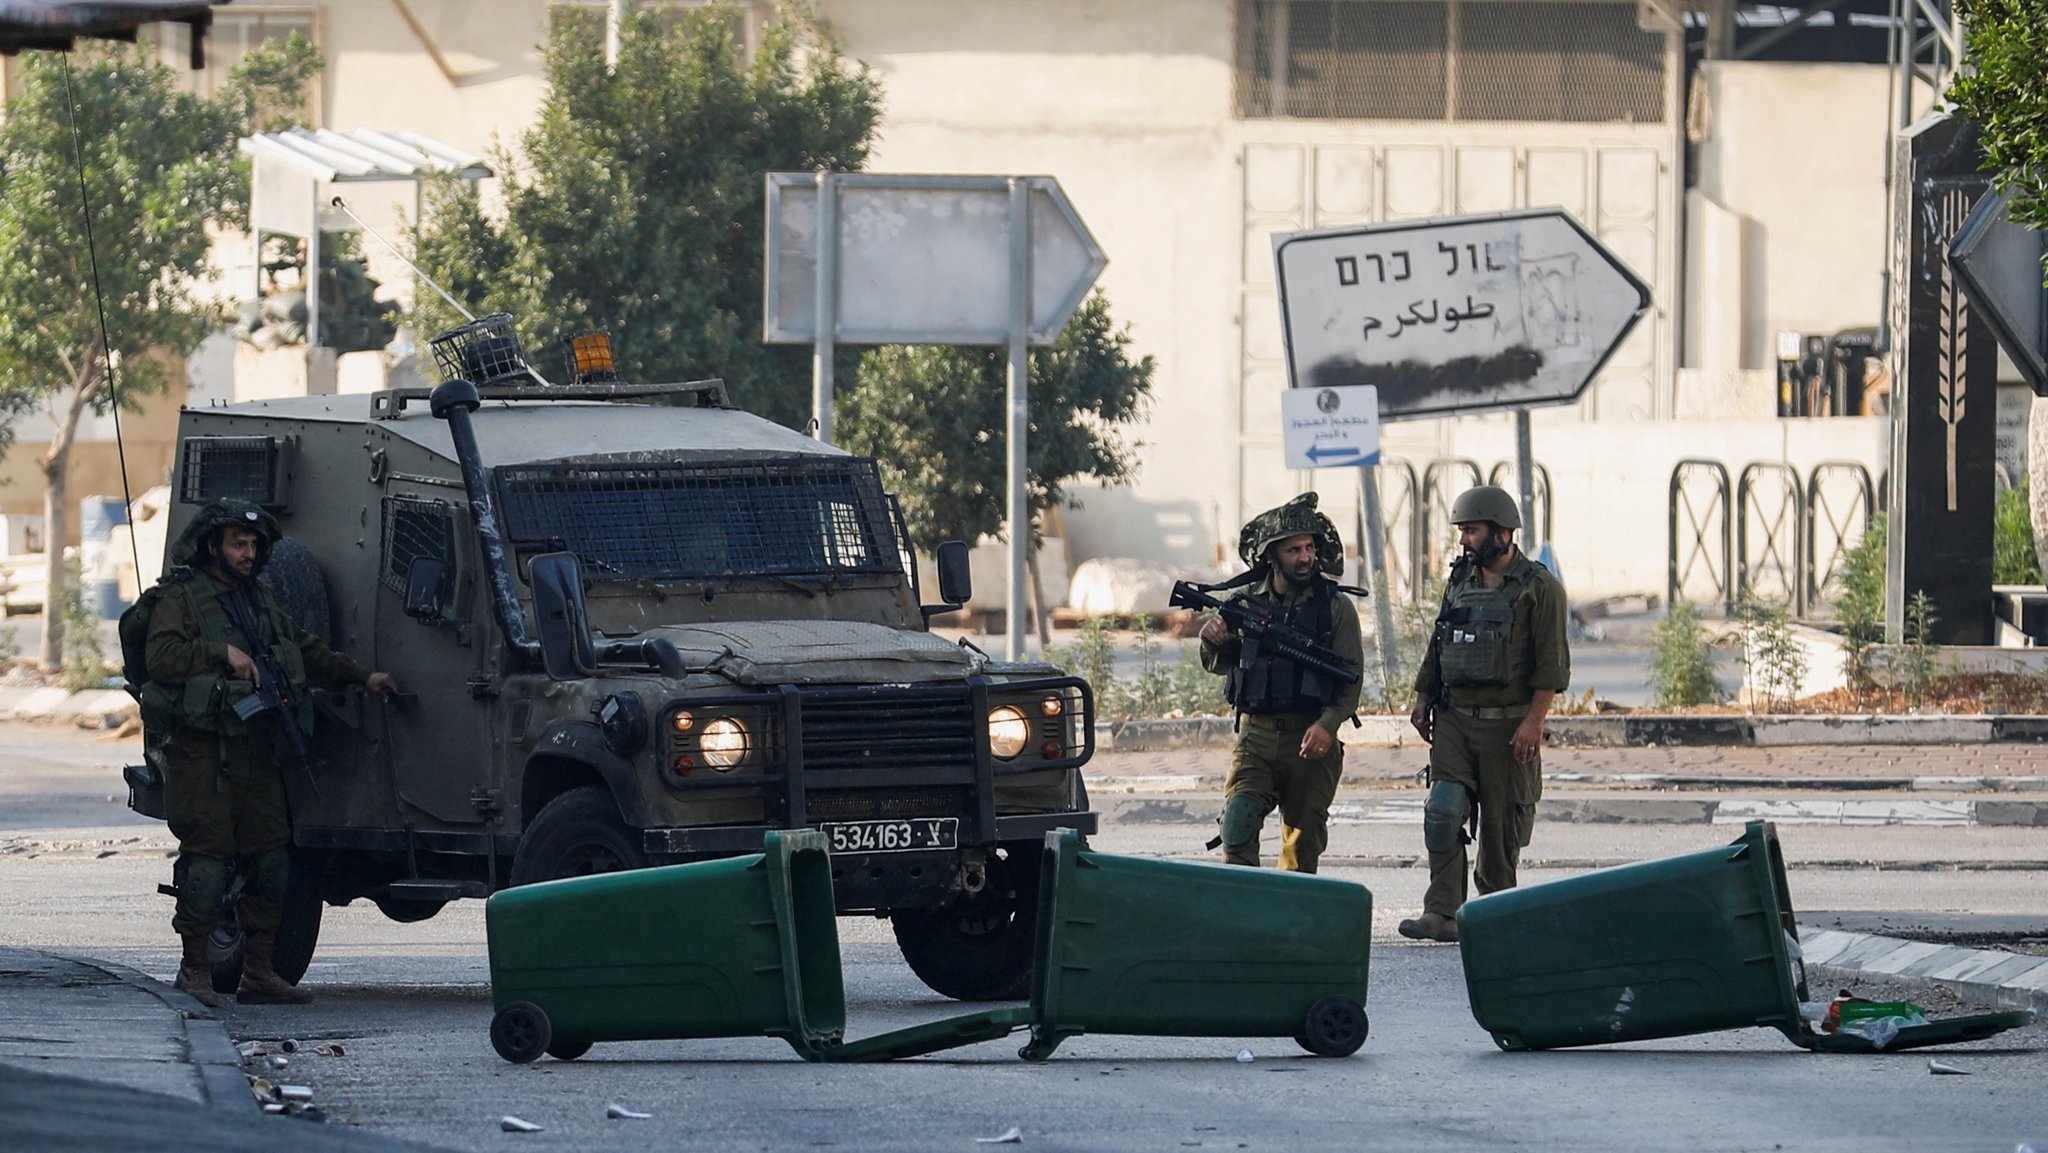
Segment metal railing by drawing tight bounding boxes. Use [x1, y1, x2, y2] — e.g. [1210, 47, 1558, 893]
[1668, 459, 1733, 613]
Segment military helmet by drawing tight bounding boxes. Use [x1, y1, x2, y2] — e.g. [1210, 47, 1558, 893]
[169, 498, 281, 573]
[1238, 492, 1344, 577]
[1449, 484, 1522, 530]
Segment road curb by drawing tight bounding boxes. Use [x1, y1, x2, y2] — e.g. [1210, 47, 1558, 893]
[1100, 713, 2048, 751]
[1800, 929, 2048, 1015]
[60, 953, 249, 1114]
[0, 685, 137, 729]
[1093, 794, 2048, 829]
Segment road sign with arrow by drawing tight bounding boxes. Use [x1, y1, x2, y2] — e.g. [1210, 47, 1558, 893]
[1273, 208, 1651, 421]
[1282, 384, 1380, 470]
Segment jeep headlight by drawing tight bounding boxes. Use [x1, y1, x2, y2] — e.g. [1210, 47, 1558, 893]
[987, 704, 1030, 760]
[699, 717, 751, 771]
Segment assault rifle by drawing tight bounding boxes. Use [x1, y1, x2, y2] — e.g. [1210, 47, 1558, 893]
[217, 587, 320, 792]
[1169, 579, 1362, 689]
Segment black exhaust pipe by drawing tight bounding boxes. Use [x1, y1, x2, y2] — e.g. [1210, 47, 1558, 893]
[431, 380, 542, 665]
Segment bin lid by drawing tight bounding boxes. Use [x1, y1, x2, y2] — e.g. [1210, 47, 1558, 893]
[1783, 1009, 2036, 1054]
[822, 1006, 1035, 1063]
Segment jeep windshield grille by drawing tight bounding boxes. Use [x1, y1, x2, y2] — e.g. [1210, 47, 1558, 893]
[494, 457, 904, 581]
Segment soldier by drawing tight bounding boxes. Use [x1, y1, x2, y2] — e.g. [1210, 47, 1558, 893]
[138, 500, 398, 1006]
[1198, 493, 1364, 873]
[1399, 485, 1570, 943]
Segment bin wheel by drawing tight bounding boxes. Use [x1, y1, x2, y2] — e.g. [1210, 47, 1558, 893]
[491, 1002, 552, 1064]
[546, 1039, 592, 1061]
[1297, 995, 1368, 1057]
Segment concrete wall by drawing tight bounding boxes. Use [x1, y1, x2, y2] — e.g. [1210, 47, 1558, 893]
[1689, 61, 1892, 371]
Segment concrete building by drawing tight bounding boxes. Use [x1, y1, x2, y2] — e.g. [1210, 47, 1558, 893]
[0, 0, 1967, 610]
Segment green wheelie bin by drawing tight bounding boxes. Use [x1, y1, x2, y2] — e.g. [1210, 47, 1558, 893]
[486, 829, 845, 1062]
[1017, 828, 1372, 1061]
[1458, 820, 2032, 1053]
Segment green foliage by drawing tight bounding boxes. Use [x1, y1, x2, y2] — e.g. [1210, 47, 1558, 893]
[1737, 594, 1807, 713]
[410, 6, 881, 427]
[1832, 515, 1887, 689]
[1994, 483, 2043, 584]
[1047, 618, 1117, 716]
[1892, 590, 1942, 708]
[1365, 578, 1445, 711]
[0, 37, 317, 441]
[58, 555, 106, 693]
[839, 291, 1155, 546]
[1648, 599, 1725, 708]
[1948, 0, 2048, 236]
[1046, 617, 1227, 722]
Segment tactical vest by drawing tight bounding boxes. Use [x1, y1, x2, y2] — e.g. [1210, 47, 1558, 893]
[1224, 578, 1346, 715]
[1435, 570, 1532, 690]
[135, 570, 313, 736]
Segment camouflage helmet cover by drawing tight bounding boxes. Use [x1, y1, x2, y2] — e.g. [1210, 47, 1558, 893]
[1238, 492, 1344, 576]
[168, 498, 281, 573]
[1448, 484, 1523, 530]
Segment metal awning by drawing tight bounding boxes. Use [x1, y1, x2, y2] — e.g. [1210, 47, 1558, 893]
[238, 128, 491, 348]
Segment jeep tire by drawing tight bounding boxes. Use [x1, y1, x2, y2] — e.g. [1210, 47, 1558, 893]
[889, 844, 1041, 1002]
[509, 786, 646, 886]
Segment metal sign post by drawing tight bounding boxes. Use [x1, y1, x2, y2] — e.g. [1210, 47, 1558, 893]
[765, 173, 1107, 660]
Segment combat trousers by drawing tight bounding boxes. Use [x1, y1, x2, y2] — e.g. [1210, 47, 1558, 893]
[1221, 713, 1344, 873]
[1421, 703, 1541, 917]
[161, 728, 292, 937]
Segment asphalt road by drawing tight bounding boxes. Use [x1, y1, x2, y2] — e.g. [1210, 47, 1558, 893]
[2, 720, 2045, 1151]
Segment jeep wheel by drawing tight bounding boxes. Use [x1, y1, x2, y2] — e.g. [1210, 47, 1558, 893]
[890, 848, 1041, 1002]
[509, 786, 645, 886]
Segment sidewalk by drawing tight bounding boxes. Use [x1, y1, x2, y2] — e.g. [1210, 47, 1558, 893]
[0, 947, 430, 1151]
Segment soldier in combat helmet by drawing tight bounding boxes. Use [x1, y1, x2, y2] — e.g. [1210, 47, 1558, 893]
[1197, 493, 1364, 873]
[1399, 485, 1570, 943]
[136, 500, 399, 1006]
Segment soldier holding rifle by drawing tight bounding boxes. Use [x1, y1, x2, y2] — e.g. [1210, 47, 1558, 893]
[1190, 493, 1364, 873]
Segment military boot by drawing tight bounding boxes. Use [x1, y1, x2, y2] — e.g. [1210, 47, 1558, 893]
[1396, 912, 1461, 943]
[172, 933, 223, 1008]
[236, 931, 312, 1005]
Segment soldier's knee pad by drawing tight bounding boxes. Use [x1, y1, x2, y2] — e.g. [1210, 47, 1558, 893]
[1220, 793, 1273, 852]
[1422, 780, 1472, 855]
[177, 853, 231, 922]
[242, 846, 291, 907]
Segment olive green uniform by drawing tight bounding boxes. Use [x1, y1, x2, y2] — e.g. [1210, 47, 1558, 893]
[147, 565, 371, 937]
[1412, 551, 1569, 915]
[1201, 576, 1363, 873]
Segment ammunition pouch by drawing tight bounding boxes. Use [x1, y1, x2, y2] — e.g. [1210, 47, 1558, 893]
[1437, 604, 1515, 689]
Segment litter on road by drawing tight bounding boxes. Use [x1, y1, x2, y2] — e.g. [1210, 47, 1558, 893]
[1928, 1058, 1971, 1075]
[975, 1127, 1023, 1144]
[606, 1103, 652, 1120]
[500, 1116, 544, 1133]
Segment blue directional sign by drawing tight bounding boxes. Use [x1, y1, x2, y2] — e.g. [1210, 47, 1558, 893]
[1282, 384, 1380, 470]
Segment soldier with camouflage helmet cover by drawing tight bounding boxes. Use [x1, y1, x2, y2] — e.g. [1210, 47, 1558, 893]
[136, 499, 399, 1006]
[1399, 484, 1569, 943]
[1197, 492, 1364, 872]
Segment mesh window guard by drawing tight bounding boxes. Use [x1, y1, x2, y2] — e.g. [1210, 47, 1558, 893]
[494, 457, 905, 582]
[180, 437, 280, 505]
[381, 497, 460, 594]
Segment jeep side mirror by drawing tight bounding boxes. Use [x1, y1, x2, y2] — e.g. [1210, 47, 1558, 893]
[922, 540, 972, 621]
[529, 552, 598, 680]
[403, 557, 450, 622]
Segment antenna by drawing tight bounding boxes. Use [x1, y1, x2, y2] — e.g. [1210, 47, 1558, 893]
[328, 195, 475, 322]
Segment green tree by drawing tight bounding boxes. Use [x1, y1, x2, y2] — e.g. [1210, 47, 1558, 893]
[1949, 0, 2048, 233]
[0, 38, 318, 671]
[839, 291, 1154, 546]
[410, 5, 880, 427]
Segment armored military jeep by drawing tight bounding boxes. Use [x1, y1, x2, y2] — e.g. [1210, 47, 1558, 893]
[136, 316, 1095, 1001]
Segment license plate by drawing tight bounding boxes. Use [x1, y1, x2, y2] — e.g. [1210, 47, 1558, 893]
[821, 817, 958, 855]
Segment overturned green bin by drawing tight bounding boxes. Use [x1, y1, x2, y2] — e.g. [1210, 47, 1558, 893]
[838, 829, 1374, 1062]
[1458, 820, 2031, 1053]
[486, 829, 844, 1062]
